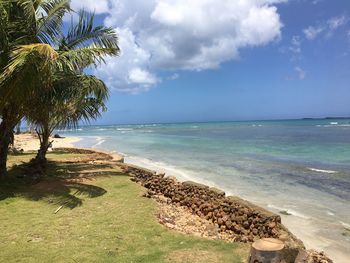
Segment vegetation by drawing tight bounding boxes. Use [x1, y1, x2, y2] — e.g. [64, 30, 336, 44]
[0, 0, 119, 178]
[27, 11, 116, 167]
[0, 151, 249, 263]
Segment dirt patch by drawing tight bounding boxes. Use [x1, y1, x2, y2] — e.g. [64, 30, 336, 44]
[54, 148, 123, 163]
[155, 195, 238, 242]
[165, 249, 223, 263]
[32, 180, 65, 193]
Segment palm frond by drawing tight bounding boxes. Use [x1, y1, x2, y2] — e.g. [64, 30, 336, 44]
[37, 0, 71, 44]
[0, 0, 36, 46]
[58, 46, 118, 71]
[61, 10, 119, 52]
[15, 0, 37, 25]
[0, 43, 58, 101]
[26, 69, 108, 133]
[2, 43, 58, 77]
[0, 1, 9, 52]
[55, 73, 109, 101]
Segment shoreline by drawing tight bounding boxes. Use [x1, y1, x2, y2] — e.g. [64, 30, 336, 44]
[13, 134, 342, 261]
[116, 152, 349, 262]
[120, 159, 336, 263]
[72, 135, 348, 262]
[13, 133, 82, 152]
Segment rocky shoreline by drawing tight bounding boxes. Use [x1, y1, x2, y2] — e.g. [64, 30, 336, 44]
[120, 162, 333, 263]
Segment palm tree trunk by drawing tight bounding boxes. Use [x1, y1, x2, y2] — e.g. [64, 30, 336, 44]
[36, 137, 48, 164]
[35, 128, 51, 166]
[0, 124, 12, 179]
[0, 109, 17, 179]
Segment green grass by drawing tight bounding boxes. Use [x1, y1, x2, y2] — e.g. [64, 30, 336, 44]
[0, 152, 249, 263]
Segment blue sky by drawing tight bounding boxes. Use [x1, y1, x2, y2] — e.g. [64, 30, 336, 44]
[69, 0, 350, 124]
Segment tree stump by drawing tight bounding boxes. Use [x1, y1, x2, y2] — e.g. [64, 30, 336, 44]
[249, 238, 286, 263]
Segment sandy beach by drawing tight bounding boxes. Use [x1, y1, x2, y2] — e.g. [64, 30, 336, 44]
[13, 133, 81, 152]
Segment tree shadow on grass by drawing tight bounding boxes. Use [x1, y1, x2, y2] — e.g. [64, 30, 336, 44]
[8, 152, 35, 157]
[0, 160, 125, 209]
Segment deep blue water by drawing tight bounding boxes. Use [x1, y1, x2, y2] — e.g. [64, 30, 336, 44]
[61, 119, 350, 261]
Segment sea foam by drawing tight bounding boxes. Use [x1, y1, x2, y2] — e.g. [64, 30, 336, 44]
[92, 137, 106, 148]
[308, 168, 338, 174]
[267, 204, 311, 220]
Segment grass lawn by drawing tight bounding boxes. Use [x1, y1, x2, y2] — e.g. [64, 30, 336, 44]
[0, 151, 249, 263]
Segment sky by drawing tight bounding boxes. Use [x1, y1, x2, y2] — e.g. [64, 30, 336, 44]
[67, 0, 350, 125]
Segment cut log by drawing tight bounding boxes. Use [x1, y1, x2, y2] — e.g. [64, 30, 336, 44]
[249, 238, 286, 263]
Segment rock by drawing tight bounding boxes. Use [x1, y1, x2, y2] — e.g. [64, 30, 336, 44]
[295, 249, 333, 263]
[217, 218, 224, 226]
[165, 176, 178, 182]
[209, 187, 225, 197]
[227, 196, 279, 221]
[183, 181, 209, 190]
[225, 220, 233, 229]
[243, 221, 250, 229]
[269, 222, 276, 229]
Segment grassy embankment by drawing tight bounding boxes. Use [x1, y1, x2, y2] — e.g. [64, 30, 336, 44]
[0, 150, 249, 263]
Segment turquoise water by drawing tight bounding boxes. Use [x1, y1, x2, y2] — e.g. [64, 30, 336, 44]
[61, 119, 350, 261]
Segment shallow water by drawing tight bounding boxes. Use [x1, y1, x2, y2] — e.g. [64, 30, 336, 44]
[61, 119, 350, 262]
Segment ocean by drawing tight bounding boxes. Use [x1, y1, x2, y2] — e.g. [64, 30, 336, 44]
[61, 119, 350, 261]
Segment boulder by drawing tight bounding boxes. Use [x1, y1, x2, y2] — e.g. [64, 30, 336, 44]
[183, 181, 209, 190]
[209, 187, 226, 197]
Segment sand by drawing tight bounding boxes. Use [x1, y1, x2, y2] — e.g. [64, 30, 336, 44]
[13, 133, 81, 152]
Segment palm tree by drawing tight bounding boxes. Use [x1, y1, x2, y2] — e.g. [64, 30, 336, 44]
[28, 72, 108, 166]
[0, 1, 119, 178]
[0, 0, 71, 178]
[27, 10, 118, 169]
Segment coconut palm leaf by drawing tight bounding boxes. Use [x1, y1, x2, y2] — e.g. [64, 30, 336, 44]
[0, 43, 58, 100]
[0, 1, 9, 53]
[58, 46, 118, 71]
[28, 70, 108, 128]
[54, 73, 109, 101]
[37, 0, 70, 44]
[60, 10, 119, 51]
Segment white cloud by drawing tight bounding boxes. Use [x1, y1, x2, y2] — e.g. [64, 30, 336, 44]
[69, 0, 286, 93]
[303, 15, 348, 40]
[70, 0, 110, 14]
[279, 35, 302, 60]
[303, 26, 324, 40]
[91, 27, 158, 94]
[128, 68, 158, 85]
[327, 15, 347, 30]
[167, 73, 179, 80]
[286, 35, 303, 61]
[295, 66, 306, 80]
[290, 35, 301, 53]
